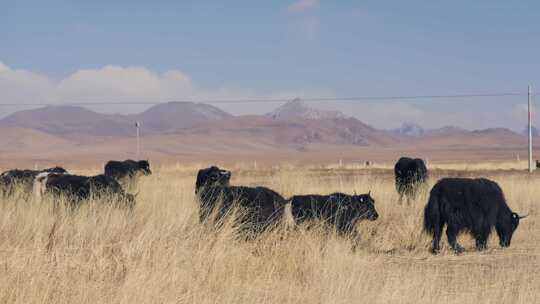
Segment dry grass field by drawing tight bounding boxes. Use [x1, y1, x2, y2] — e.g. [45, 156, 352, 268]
[0, 163, 538, 304]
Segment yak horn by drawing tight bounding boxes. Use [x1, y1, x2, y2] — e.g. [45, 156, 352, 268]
[519, 214, 529, 219]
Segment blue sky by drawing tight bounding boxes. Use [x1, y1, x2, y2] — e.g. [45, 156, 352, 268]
[1, 0, 539, 130]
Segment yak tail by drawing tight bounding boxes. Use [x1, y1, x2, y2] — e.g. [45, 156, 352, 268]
[282, 199, 296, 228]
[423, 190, 440, 236]
[33, 172, 50, 203]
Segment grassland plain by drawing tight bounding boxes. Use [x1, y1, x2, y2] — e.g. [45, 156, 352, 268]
[0, 163, 538, 304]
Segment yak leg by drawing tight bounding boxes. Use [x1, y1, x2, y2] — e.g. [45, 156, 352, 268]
[446, 225, 464, 254]
[396, 183, 404, 205]
[474, 227, 490, 251]
[404, 186, 412, 205]
[431, 222, 444, 254]
[349, 230, 362, 253]
[405, 186, 415, 206]
[475, 234, 488, 251]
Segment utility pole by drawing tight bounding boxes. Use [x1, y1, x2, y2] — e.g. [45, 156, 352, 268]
[136, 121, 141, 158]
[528, 85, 533, 172]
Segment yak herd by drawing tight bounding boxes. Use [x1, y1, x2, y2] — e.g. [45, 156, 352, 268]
[0, 157, 529, 255]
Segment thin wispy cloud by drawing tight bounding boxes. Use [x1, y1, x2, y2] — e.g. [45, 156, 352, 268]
[287, 0, 319, 14]
[286, 0, 320, 39]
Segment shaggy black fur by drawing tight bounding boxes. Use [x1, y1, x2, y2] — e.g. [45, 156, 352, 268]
[104, 160, 152, 186]
[0, 167, 67, 199]
[287, 192, 379, 235]
[424, 178, 526, 254]
[394, 157, 428, 203]
[43, 173, 136, 208]
[195, 166, 286, 235]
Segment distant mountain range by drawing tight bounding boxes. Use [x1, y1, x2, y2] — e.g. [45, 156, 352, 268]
[391, 122, 426, 137]
[134, 102, 232, 132]
[266, 98, 345, 120]
[0, 100, 527, 142]
[391, 123, 470, 138]
[0, 99, 397, 146]
[0, 102, 232, 139]
[0, 99, 531, 167]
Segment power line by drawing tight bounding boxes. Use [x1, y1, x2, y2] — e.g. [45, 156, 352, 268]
[0, 92, 527, 107]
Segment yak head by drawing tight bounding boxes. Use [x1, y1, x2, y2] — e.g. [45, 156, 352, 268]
[137, 160, 152, 176]
[337, 191, 379, 232]
[44, 166, 68, 174]
[497, 212, 527, 248]
[351, 191, 379, 221]
[195, 166, 231, 194]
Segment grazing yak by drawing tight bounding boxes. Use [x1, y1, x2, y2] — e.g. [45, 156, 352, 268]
[0, 167, 67, 199]
[424, 178, 527, 254]
[104, 160, 152, 190]
[394, 157, 428, 203]
[34, 173, 136, 209]
[285, 192, 379, 236]
[195, 166, 287, 235]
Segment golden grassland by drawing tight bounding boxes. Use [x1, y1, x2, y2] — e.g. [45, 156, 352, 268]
[0, 163, 539, 304]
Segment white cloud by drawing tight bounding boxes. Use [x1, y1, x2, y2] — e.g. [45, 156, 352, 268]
[0, 63, 56, 106]
[57, 66, 196, 105]
[0, 63, 204, 115]
[0, 61, 323, 117]
[287, 0, 319, 13]
[0, 62, 8, 72]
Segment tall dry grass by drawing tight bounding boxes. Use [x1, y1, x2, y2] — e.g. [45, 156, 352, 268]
[0, 165, 538, 304]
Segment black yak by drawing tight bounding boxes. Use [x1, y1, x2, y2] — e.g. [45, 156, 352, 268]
[394, 157, 428, 204]
[195, 166, 287, 235]
[34, 173, 136, 209]
[104, 160, 151, 190]
[0, 167, 67, 199]
[424, 178, 527, 254]
[285, 192, 379, 237]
